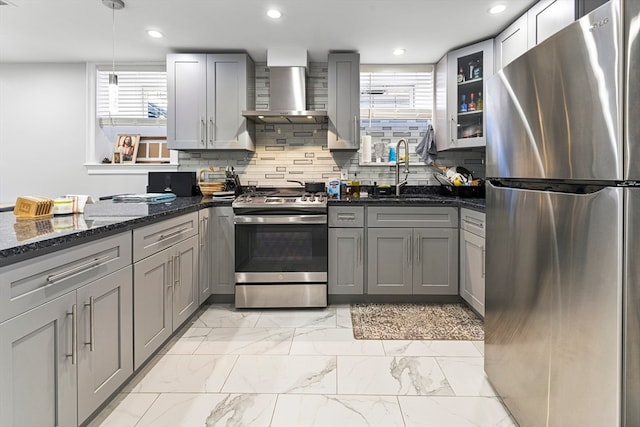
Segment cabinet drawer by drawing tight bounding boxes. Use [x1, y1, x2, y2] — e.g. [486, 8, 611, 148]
[367, 206, 458, 228]
[133, 212, 198, 262]
[329, 206, 364, 227]
[0, 232, 132, 324]
[460, 208, 486, 238]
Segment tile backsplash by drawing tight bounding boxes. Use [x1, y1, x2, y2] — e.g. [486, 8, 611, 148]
[178, 62, 485, 187]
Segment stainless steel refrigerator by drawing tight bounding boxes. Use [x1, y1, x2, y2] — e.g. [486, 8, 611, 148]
[485, 1, 640, 426]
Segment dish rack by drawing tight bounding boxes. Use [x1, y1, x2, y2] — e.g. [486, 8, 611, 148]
[198, 167, 226, 197]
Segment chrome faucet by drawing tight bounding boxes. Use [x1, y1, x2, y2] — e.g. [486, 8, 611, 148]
[395, 139, 410, 195]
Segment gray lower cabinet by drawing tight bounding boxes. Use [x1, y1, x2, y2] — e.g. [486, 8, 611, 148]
[211, 206, 235, 295]
[0, 232, 132, 427]
[367, 206, 459, 295]
[0, 291, 78, 427]
[133, 212, 199, 369]
[328, 206, 365, 295]
[459, 208, 486, 317]
[198, 208, 213, 303]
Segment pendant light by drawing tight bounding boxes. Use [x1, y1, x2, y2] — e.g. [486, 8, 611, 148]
[103, 0, 125, 114]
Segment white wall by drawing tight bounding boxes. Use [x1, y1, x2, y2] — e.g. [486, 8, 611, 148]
[0, 63, 148, 203]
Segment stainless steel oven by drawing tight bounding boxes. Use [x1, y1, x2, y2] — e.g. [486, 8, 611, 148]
[232, 191, 328, 308]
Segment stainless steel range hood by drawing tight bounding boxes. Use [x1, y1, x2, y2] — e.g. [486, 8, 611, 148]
[242, 50, 327, 124]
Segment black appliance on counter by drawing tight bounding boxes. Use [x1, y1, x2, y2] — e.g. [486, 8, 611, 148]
[147, 172, 199, 197]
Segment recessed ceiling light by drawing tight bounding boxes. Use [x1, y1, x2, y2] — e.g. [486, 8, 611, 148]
[267, 9, 282, 19]
[146, 30, 164, 39]
[393, 48, 406, 56]
[488, 4, 507, 14]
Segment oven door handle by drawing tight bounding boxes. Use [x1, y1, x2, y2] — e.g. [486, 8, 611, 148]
[234, 214, 327, 225]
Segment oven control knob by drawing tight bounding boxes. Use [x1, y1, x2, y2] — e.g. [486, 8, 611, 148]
[278, 274, 284, 280]
[301, 194, 307, 201]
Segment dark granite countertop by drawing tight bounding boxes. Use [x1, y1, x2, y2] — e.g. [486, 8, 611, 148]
[329, 195, 485, 211]
[1, 188, 484, 268]
[0, 197, 230, 268]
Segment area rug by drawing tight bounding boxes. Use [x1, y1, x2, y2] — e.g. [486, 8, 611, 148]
[350, 303, 484, 340]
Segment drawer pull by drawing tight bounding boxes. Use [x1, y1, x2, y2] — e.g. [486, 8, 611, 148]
[463, 218, 484, 228]
[337, 213, 356, 220]
[159, 228, 188, 241]
[47, 255, 111, 284]
[84, 296, 95, 351]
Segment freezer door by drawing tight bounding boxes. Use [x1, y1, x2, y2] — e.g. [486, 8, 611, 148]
[624, 189, 640, 426]
[486, 2, 621, 181]
[485, 183, 622, 427]
[625, 0, 640, 180]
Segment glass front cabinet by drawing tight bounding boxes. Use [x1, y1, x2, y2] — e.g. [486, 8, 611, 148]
[435, 39, 493, 150]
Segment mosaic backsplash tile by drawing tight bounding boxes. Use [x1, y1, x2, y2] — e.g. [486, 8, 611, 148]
[178, 62, 485, 187]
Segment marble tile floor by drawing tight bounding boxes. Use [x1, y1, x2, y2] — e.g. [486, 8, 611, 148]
[89, 304, 518, 427]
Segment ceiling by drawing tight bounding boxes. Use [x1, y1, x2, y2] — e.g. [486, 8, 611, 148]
[0, 0, 538, 65]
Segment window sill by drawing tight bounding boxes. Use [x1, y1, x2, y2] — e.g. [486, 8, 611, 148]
[85, 163, 180, 175]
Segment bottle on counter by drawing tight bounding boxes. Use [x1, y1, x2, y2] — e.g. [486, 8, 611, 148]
[351, 173, 360, 199]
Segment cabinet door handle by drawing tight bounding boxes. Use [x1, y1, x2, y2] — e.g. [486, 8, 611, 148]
[202, 217, 209, 248]
[159, 228, 188, 241]
[47, 255, 111, 284]
[450, 116, 457, 144]
[174, 254, 181, 287]
[406, 236, 412, 266]
[416, 236, 421, 264]
[200, 117, 206, 146]
[84, 296, 95, 351]
[482, 245, 485, 278]
[353, 115, 358, 144]
[168, 257, 174, 289]
[67, 304, 77, 365]
[357, 235, 362, 264]
[209, 118, 214, 144]
[463, 218, 484, 228]
[199, 218, 205, 248]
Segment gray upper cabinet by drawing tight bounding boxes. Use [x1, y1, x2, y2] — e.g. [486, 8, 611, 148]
[527, 0, 575, 47]
[328, 52, 360, 150]
[494, 14, 528, 71]
[167, 53, 256, 151]
[328, 206, 365, 295]
[435, 39, 493, 151]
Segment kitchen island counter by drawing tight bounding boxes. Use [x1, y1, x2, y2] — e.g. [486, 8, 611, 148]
[0, 197, 230, 267]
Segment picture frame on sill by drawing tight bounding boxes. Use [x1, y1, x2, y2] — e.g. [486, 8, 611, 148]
[114, 134, 140, 164]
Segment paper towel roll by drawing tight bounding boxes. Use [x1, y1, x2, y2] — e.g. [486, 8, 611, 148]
[361, 135, 372, 163]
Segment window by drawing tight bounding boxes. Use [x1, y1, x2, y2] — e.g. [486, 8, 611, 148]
[360, 64, 434, 120]
[96, 65, 167, 120]
[90, 63, 177, 168]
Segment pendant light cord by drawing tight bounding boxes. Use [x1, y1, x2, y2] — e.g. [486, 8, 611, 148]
[111, 4, 116, 76]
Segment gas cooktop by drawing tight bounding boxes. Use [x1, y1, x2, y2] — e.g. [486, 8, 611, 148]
[232, 189, 327, 210]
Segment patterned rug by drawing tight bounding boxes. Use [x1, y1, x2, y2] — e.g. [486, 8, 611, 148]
[350, 303, 484, 340]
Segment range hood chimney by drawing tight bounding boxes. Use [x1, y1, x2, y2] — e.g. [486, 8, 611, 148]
[242, 49, 328, 124]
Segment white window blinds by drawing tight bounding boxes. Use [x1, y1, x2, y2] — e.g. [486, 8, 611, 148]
[96, 65, 167, 118]
[360, 64, 434, 120]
